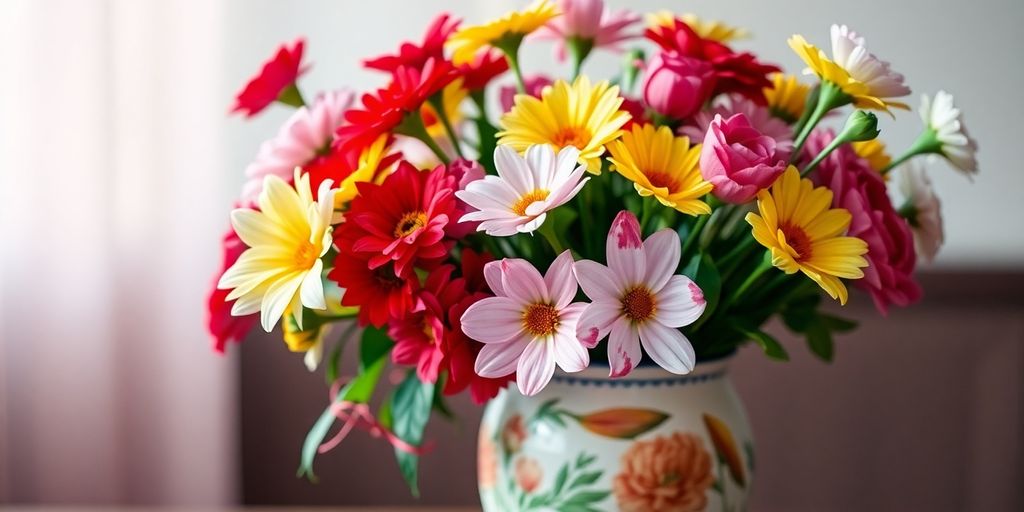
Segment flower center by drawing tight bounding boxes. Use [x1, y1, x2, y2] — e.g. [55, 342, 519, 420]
[522, 303, 560, 337]
[511, 189, 550, 216]
[372, 266, 404, 290]
[552, 126, 591, 150]
[621, 286, 657, 323]
[646, 171, 679, 191]
[294, 240, 320, 268]
[394, 210, 427, 238]
[780, 223, 813, 261]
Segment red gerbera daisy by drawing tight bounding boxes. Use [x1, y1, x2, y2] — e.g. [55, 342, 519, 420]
[363, 13, 461, 72]
[231, 38, 309, 118]
[330, 230, 422, 328]
[458, 50, 509, 92]
[646, 20, 779, 104]
[335, 58, 458, 164]
[389, 264, 469, 383]
[343, 161, 457, 277]
[207, 226, 257, 352]
[441, 249, 515, 403]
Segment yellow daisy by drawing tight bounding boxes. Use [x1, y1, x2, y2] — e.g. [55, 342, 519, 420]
[446, 0, 559, 65]
[788, 30, 910, 113]
[218, 168, 336, 332]
[745, 166, 869, 304]
[498, 76, 631, 174]
[607, 124, 713, 215]
[852, 139, 892, 178]
[764, 74, 811, 123]
[647, 11, 749, 43]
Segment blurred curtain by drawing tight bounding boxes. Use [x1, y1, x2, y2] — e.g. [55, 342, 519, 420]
[0, 0, 236, 505]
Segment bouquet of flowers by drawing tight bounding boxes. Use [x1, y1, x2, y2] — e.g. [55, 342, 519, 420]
[208, 0, 977, 494]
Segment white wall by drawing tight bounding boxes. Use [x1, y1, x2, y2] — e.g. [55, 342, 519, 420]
[225, 0, 1024, 267]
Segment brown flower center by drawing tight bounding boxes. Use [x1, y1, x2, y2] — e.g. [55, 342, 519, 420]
[780, 223, 813, 261]
[552, 126, 591, 150]
[294, 240, 319, 268]
[372, 266, 404, 290]
[522, 303, 560, 337]
[394, 210, 427, 238]
[622, 286, 657, 323]
[511, 189, 550, 216]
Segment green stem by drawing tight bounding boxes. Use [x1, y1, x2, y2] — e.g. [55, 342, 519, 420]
[801, 135, 846, 177]
[639, 196, 657, 234]
[681, 213, 711, 259]
[495, 36, 528, 94]
[276, 83, 306, 108]
[722, 255, 773, 312]
[395, 111, 450, 165]
[881, 128, 941, 175]
[537, 221, 565, 254]
[428, 96, 465, 159]
[790, 81, 850, 163]
[567, 36, 594, 81]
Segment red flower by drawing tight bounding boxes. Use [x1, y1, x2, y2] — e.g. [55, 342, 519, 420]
[207, 227, 257, 352]
[459, 50, 510, 91]
[363, 14, 460, 72]
[389, 265, 467, 383]
[645, 19, 778, 104]
[806, 130, 922, 315]
[231, 38, 309, 118]
[330, 230, 422, 327]
[442, 249, 515, 403]
[335, 58, 458, 164]
[343, 161, 457, 277]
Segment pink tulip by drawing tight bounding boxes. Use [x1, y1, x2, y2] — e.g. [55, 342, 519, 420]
[699, 113, 787, 204]
[642, 53, 716, 120]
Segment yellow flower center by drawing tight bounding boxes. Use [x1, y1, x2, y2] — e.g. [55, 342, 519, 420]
[646, 171, 680, 192]
[552, 126, 591, 150]
[294, 240, 320, 268]
[780, 223, 813, 261]
[522, 303, 560, 337]
[511, 189, 550, 216]
[622, 286, 657, 323]
[394, 210, 427, 238]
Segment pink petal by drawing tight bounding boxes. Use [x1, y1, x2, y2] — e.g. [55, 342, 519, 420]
[573, 260, 621, 302]
[607, 211, 645, 287]
[607, 317, 641, 378]
[545, 250, 578, 308]
[517, 338, 556, 396]
[460, 296, 524, 343]
[655, 275, 707, 328]
[500, 258, 548, 304]
[475, 337, 529, 378]
[575, 300, 621, 348]
[638, 321, 695, 374]
[643, 229, 682, 292]
[552, 331, 590, 373]
[483, 260, 506, 296]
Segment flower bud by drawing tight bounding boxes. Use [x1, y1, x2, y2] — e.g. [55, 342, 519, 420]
[699, 113, 788, 204]
[642, 53, 716, 120]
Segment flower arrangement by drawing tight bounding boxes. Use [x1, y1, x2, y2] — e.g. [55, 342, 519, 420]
[208, 0, 978, 494]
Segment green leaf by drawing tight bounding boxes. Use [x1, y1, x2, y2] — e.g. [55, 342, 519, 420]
[739, 327, 789, 361]
[805, 318, 834, 362]
[297, 327, 393, 482]
[821, 314, 858, 332]
[552, 463, 570, 497]
[576, 452, 597, 469]
[562, 490, 611, 506]
[568, 471, 602, 489]
[390, 370, 435, 497]
[324, 333, 348, 386]
[682, 253, 722, 322]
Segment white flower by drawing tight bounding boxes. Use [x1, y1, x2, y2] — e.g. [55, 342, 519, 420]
[830, 24, 910, 99]
[920, 91, 978, 176]
[898, 160, 944, 263]
[456, 145, 589, 236]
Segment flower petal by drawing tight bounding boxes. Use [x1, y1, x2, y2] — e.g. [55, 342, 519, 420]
[545, 250, 578, 308]
[607, 317, 641, 378]
[483, 260, 506, 296]
[573, 260, 620, 302]
[475, 337, 529, 378]
[299, 259, 326, 310]
[460, 297, 524, 343]
[638, 321, 696, 374]
[655, 275, 707, 328]
[643, 229, 682, 292]
[575, 300, 621, 348]
[500, 258, 547, 304]
[517, 338, 556, 396]
[607, 210, 645, 287]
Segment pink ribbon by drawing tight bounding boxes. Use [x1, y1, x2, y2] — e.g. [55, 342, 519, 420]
[318, 379, 434, 456]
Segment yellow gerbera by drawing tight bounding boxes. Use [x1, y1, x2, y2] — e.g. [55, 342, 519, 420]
[745, 166, 868, 305]
[218, 168, 336, 332]
[333, 134, 394, 210]
[498, 76, 631, 174]
[647, 11, 748, 43]
[764, 74, 810, 123]
[851, 139, 892, 178]
[446, 0, 559, 65]
[607, 124, 713, 215]
[788, 34, 909, 114]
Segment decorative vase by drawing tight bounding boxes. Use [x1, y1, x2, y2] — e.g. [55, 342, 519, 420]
[478, 356, 754, 512]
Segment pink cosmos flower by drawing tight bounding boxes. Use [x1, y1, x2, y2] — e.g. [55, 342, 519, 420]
[574, 211, 707, 377]
[457, 145, 589, 236]
[534, 0, 641, 61]
[680, 94, 793, 157]
[699, 113, 788, 204]
[240, 89, 354, 205]
[461, 251, 590, 396]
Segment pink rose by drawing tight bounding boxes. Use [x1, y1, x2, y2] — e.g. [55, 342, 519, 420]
[514, 457, 543, 494]
[445, 158, 486, 239]
[642, 52, 716, 120]
[499, 75, 553, 112]
[806, 130, 923, 315]
[699, 113, 787, 204]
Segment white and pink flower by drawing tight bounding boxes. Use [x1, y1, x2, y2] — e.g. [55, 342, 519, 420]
[574, 211, 707, 377]
[829, 24, 910, 100]
[534, 0, 641, 61]
[457, 145, 589, 236]
[898, 160, 944, 263]
[461, 251, 590, 396]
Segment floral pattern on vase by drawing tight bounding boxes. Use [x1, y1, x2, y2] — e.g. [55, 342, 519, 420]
[613, 432, 714, 512]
